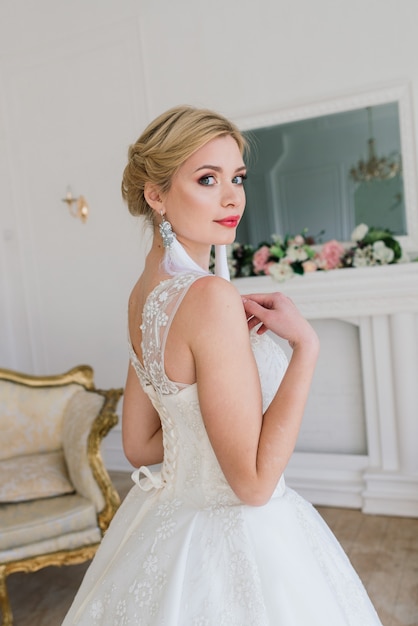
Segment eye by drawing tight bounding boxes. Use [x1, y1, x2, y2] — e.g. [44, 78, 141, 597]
[198, 175, 216, 186]
[232, 173, 247, 185]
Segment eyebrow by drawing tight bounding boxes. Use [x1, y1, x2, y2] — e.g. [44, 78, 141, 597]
[194, 164, 247, 173]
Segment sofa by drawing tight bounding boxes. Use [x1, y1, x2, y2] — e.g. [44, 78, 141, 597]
[0, 365, 123, 626]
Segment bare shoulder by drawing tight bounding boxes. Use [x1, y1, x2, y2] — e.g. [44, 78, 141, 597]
[183, 275, 245, 328]
[187, 275, 243, 310]
[171, 276, 249, 358]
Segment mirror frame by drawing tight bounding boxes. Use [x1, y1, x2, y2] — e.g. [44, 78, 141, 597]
[234, 83, 418, 254]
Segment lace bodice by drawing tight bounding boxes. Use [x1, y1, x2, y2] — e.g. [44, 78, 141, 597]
[128, 273, 288, 505]
[128, 273, 201, 396]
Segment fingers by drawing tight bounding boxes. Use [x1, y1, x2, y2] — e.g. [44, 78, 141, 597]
[242, 293, 276, 310]
[243, 292, 294, 307]
[242, 292, 289, 318]
[246, 316, 268, 335]
[242, 297, 269, 322]
[242, 297, 273, 335]
[242, 298, 259, 331]
[242, 291, 306, 341]
[241, 292, 317, 347]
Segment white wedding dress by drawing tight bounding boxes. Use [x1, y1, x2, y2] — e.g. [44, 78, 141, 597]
[63, 272, 382, 625]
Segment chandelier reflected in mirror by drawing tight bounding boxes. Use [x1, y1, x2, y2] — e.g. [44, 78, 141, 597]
[349, 107, 402, 183]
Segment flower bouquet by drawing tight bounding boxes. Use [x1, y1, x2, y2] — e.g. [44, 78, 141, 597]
[229, 224, 406, 282]
[339, 223, 402, 268]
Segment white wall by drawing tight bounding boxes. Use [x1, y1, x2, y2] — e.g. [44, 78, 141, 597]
[1, 0, 418, 472]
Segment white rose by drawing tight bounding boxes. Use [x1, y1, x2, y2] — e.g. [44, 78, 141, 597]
[353, 247, 372, 267]
[285, 244, 309, 262]
[351, 223, 369, 242]
[269, 261, 294, 282]
[372, 240, 394, 264]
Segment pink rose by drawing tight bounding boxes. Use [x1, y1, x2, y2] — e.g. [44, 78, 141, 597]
[287, 235, 305, 247]
[318, 240, 345, 270]
[302, 260, 318, 273]
[252, 245, 271, 274]
[293, 234, 305, 246]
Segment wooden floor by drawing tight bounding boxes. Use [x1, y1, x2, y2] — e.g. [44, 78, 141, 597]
[316, 505, 418, 626]
[5, 471, 418, 625]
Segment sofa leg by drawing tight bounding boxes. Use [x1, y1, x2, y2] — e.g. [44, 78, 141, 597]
[0, 569, 13, 626]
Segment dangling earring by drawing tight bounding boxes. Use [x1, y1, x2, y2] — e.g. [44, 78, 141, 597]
[159, 212, 176, 248]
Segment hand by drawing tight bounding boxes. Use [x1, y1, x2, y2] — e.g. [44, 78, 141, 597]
[242, 292, 319, 350]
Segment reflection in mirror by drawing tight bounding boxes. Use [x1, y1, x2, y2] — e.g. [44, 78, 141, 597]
[354, 175, 404, 235]
[237, 101, 408, 247]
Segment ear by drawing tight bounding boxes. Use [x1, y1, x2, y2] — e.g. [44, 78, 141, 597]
[144, 182, 164, 213]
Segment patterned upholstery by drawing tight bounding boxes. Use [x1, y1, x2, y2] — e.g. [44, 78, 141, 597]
[0, 451, 74, 503]
[0, 382, 81, 460]
[0, 366, 122, 626]
[0, 494, 100, 562]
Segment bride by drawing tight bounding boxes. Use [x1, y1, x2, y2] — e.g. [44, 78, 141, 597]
[62, 105, 382, 625]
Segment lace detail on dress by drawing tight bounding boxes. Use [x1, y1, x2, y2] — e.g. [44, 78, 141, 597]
[250, 330, 288, 412]
[82, 491, 268, 626]
[127, 273, 289, 504]
[129, 272, 288, 406]
[285, 488, 382, 625]
[128, 342, 149, 391]
[133, 273, 207, 396]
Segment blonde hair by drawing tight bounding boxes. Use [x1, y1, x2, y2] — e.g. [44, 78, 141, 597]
[121, 105, 248, 224]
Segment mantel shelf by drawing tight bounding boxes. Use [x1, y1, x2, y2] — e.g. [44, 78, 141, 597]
[233, 262, 418, 319]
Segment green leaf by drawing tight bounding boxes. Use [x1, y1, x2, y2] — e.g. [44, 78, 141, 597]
[304, 245, 316, 259]
[292, 262, 304, 275]
[382, 237, 402, 262]
[269, 245, 285, 260]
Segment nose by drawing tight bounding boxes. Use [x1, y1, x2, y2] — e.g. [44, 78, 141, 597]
[221, 181, 244, 208]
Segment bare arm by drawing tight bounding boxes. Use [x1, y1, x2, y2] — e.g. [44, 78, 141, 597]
[184, 278, 319, 506]
[122, 362, 163, 467]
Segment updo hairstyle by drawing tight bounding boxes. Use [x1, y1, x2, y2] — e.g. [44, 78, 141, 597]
[121, 105, 247, 225]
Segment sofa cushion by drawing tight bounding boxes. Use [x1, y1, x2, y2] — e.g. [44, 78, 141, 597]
[0, 493, 99, 552]
[0, 526, 102, 564]
[0, 451, 75, 502]
[0, 380, 82, 460]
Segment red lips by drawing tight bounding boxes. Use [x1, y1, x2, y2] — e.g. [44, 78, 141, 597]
[215, 215, 240, 227]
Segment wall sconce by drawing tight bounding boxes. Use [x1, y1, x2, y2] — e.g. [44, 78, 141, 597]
[62, 188, 89, 223]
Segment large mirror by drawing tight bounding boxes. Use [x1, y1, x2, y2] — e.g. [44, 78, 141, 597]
[235, 85, 418, 253]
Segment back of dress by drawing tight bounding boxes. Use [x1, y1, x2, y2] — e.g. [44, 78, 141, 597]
[128, 272, 288, 506]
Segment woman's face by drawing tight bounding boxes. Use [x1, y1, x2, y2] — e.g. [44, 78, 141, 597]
[160, 134, 246, 266]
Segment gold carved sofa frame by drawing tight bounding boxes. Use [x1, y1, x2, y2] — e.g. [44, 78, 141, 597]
[0, 365, 123, 626]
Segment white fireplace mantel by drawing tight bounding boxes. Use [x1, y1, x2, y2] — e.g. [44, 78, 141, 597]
[234, 263, 418, 517]
[234, 261, 418, 318]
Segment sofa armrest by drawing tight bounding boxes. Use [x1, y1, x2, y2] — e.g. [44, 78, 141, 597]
[62, 389, 107, 512]
[62, 386, 122, 531]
